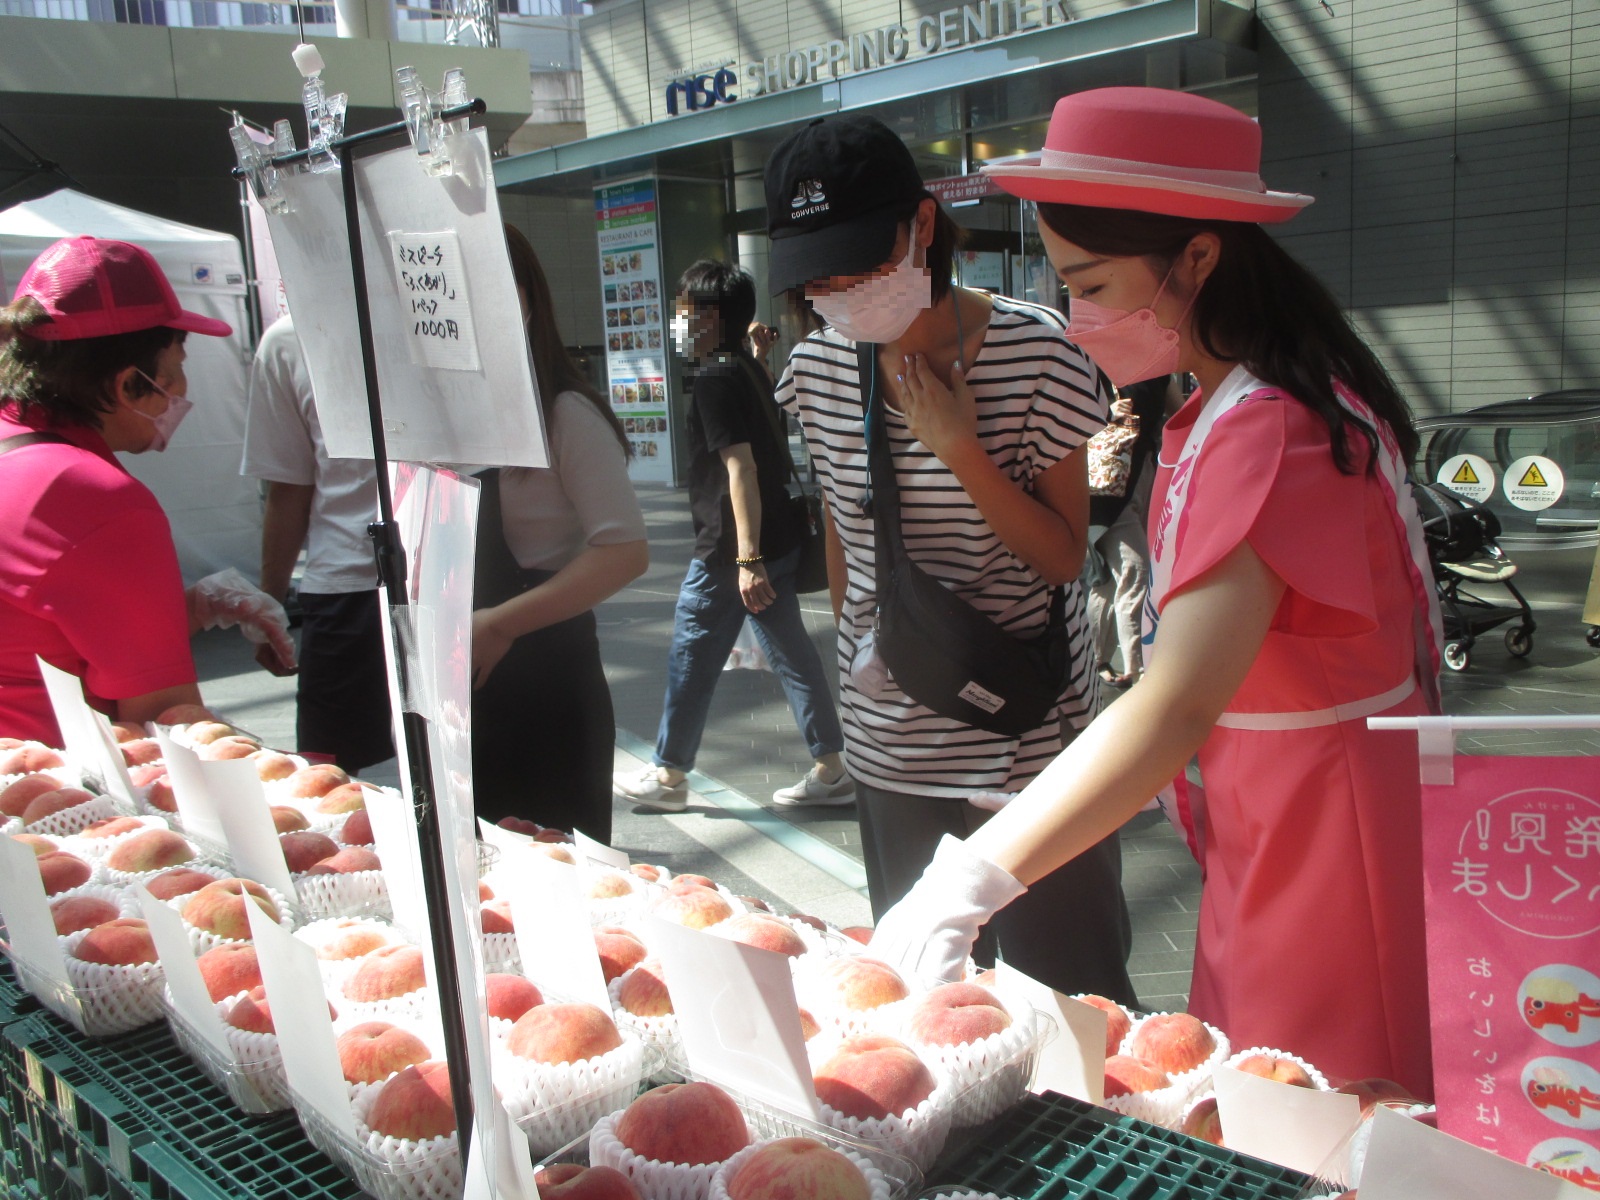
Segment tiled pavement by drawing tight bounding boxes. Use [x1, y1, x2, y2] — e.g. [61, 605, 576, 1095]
[193, 481, 1600, 1014]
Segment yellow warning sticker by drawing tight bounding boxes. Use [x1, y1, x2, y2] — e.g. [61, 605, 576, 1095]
[1452, 460, 1480, 485]
[1436, 453, 1494, 501]
[1518, 461, 1548, 489]
[1503, 455, 1564, 511]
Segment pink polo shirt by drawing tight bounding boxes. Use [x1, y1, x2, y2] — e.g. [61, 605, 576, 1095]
[0, 404, 195, 746]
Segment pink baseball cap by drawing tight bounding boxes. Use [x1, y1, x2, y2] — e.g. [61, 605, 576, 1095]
[14, 236, 232, 341]
[983, 87, 1313, 224]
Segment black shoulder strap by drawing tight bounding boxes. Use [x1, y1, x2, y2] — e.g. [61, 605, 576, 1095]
[0, 431, 71, 455]
[730, 353, 806, 490]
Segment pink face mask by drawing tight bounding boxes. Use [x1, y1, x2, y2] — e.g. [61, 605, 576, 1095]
[1064, 263, 1195, 389]
[133, 370, 192, 453]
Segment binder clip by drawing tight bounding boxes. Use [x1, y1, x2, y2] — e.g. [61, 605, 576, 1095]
[293, 43, 348, 174]
[396, 65, 470, 178]
[229, 113, 291, 214]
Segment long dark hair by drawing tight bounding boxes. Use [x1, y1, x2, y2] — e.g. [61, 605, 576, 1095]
[1037, 204, 1419, 471]
[504, 224, 629, 456]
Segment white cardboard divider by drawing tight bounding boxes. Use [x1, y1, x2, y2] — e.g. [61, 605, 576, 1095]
[0, 834, 81, 1024]
[574, 830, 628, 871]
[369, 785, 429, 940]
[995, 963, 1105, 1105]
[37, 659, 135, 805]
[247, 899, 356, 1139]
[156, 732, 229, 847]
[138, 885, 231, 1058]
[203, 758, 297, 900]
[1212, 1065, 1361, 1176]
[465, 1106, 539, 1200]
[477, 818, 531, 854]
[647, 915, 821, 1121]
[1358, 1104, 1581, 1199]
[501, 852, 610, 1011]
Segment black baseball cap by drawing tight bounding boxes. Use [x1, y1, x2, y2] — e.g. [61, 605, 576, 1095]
[764, 114, 930, 295]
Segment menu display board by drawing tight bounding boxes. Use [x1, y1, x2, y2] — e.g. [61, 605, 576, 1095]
[595, 179, 672, 481]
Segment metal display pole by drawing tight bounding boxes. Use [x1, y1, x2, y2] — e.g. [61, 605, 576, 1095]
[239, 95, 487, 1166]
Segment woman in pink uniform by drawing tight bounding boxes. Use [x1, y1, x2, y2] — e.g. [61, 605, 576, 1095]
[870, 87, 1442, 1098]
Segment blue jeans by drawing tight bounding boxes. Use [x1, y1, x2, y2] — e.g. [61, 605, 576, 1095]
[654, 548, 844, 771]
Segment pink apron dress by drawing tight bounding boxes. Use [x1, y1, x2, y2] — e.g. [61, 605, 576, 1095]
[1146, 368, 1441, 1098]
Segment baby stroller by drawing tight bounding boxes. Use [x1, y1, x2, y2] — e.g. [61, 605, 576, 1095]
[1413, 482, 1537, 671]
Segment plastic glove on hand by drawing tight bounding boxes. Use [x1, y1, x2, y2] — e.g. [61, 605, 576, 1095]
[866, 834, 1027, 989]
[187, 568, 298, 671]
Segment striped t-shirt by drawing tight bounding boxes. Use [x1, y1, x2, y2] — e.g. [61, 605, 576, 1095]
[776, 294, 1110, 798]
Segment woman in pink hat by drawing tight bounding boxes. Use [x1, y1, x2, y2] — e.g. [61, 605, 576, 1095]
[0, 236, 290, 746]
[870, 87, 1441, 1097]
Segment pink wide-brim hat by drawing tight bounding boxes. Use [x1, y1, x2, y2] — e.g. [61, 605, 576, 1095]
[983, 87, 1313, 224]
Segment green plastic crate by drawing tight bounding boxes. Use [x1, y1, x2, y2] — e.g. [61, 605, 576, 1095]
[1, 1015, 363, 1200]
[0, 957, 40, 1028]
[935, 1092, 1313, 1200]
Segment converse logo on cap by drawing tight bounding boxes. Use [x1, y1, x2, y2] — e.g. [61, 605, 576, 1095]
[790, 179, 829, 217]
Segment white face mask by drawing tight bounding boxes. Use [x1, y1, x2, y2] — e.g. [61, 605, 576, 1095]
[133, 370, 192, 453]
[809, 236, 933, 345]
[669, 312, 692, 357]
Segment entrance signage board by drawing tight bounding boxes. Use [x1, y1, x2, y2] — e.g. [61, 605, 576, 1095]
[595, 179, 673, 480]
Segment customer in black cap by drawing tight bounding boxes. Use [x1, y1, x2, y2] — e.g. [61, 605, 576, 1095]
[764, 114, 1136, 1003]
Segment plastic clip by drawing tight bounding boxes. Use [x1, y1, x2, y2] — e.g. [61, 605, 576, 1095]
[293, 43, 347, 175]
[229, 114, 289, 214]
[396, 65, 469, 178]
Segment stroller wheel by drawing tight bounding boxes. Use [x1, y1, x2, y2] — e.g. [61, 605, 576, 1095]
[1444, 641, 1471, 672]
[1504, 627, 1533, 658]
[1588, 626, 1600, 649]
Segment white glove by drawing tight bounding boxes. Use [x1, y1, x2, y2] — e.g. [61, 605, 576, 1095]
[187, 568, 298, 671]
[866, 834, 1027, 988]
[968, 790, 1018, 813]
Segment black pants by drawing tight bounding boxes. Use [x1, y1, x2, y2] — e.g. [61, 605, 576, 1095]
[856, 780, 1139, 1008]
[296, 590, 394, 773]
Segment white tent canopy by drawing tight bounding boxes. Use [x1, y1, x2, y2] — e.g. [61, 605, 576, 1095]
[0, 189, 259, 583]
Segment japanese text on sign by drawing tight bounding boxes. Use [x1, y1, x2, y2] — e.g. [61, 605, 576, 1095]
[387, 230, 482, 373]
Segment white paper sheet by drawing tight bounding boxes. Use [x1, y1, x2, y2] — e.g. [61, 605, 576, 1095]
[1212, 1065, 1362, 1176]
[368, 785, 429, 940]
[388, 230, 482, 373]
[263, 130, 546, 467]
[995, 963, 1105, 1105]
[155, 732, 229, 848]
[502, 853, 610, 1011]
[0, 834, 80, 1023]
[573, 830, 628, 870]
[648, 916, 820, 1120]
[1360, 1104, 1583, 1199]
[137, 885, 231, 1057]
[203, 758, 298, 900]
[36, 658, 135, 805]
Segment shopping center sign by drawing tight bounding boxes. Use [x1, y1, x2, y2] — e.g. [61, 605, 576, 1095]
[662, 0, 1074, 115]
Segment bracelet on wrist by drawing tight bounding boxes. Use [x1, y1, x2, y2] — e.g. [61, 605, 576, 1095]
[735, 555, 764, 566]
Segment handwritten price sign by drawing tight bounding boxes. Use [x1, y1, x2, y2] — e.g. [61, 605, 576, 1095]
[388, 229, 482, 373]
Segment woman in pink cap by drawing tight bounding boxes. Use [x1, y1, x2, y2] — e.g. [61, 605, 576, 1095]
[0, 236, 288, 746]
[871, 88, 1441, 1097]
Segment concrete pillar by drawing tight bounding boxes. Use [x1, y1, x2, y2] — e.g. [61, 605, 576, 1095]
[335, 0, 396, 40]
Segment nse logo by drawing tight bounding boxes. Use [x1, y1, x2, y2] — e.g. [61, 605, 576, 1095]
[664, 68, 737, 116]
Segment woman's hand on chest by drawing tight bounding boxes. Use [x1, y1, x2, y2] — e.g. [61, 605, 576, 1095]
[896, 352, 981, 466]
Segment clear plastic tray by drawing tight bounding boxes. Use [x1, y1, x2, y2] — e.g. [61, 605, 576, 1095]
[161, 989, 290, 1115]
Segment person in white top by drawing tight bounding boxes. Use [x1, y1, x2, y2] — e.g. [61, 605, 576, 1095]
[241, 314, 393, 772]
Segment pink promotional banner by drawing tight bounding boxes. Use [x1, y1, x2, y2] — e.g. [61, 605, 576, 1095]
[1423, 755, 1600, 1190]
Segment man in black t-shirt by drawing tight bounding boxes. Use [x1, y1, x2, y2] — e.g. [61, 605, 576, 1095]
[614, 262, 849, 812]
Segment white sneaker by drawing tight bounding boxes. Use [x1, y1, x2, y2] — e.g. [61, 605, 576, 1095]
[613, 765, 688, 812]
[772, 767, 856, 807]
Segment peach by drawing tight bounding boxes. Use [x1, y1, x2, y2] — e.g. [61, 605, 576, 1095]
[1076, 994, 1132, 1057]
[496, 816, 541, 836]
[507, 1002, 621, 1064]
[716, 913, 806, 958]
[617, 959, 673, 1017]
[587, 871, 634, 900]
[1234, 1054, 1315, 1089]
[340, 809, 374, 846]
[279, 830, 339, 873]
[1335, 1077, 1419, 1113]
[0, 747, 65, 774]
[120, 740, 163, 767]
[798, 1007, 820, 1041]
[366, 1061, 455, 1141]
[534, 843, 575, 864]
[787, 912, 828, 933]
[22, 787, 95, 825]
[197, 943, 263, 1001]
[251, 752, 299, 782]
[840, 926, 873, 946]
[736, 895, 772, 913]
[485, 974, 542, 1022]
[37, 851, 92, 895]
[75, 918, 157, 966]
[813, 1035, 936, 1121]
[315, 782, 368, 815]
[533, 1163, 641, 1199]
[594, 929, 647, 983]
[1128, 1014, 1216, 1076]
[11, 833, 57, 856]
[314, 923, 391, 961]
[1103, 1055, 1169, 1097]
[305, 846, 380, 875]
[285, 764, 349, 800]
[182, 878, 278, 940]
[80, 816, 144, 840]
[197, 737, 260, 762]
[726, 1137, 872, 1200]
[110, 721, 147, 743]
[344, 944, 426, 1002]
[106, 829, 194, 874]
[139, 773, 176, 813]
[533, 828, 571, 844]
[337, 1021, 431, 1084]
[226, 986, 278, 1034]
[145, 867, 217, 901]
[155, 704, 214, 726]
[1181, 1096, 1224, 1145]
[670, 873, 715, 891]
[478, 882, 494, 901]
[269, 806, 309, 833]
[908, 981, 1013, 1046]
[651, 883, 732, 930]
[480, 901, 514, 935]
[817, 957, 908, 1012]
[629, 863, 661, 883]
[614, 1082, 749, 1166]
[0, 773, 66, 818]
[182, 721, 236, 745]
[50, 894, 122, 935]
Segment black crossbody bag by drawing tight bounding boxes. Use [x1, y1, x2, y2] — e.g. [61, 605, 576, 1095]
[858, 343, 1069, 737]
